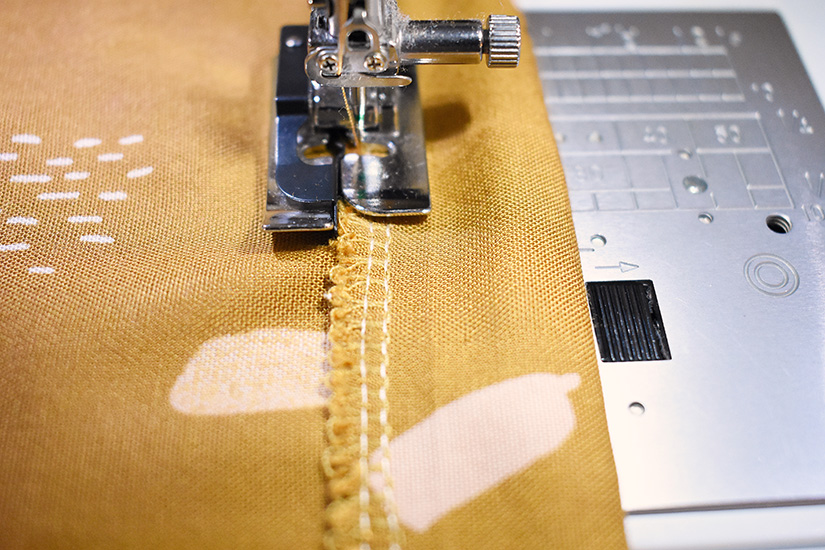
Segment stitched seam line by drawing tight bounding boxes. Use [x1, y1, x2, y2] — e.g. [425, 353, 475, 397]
[326, 209, 401, 550]
[358, 222, 376, 549]
[324, 210, 365, 550]
[377, 224, 402, 549]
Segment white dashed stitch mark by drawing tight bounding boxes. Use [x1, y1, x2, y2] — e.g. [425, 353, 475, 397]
[11, 175, 51, 183]
[64, 171, 90, 180]
[12, 134, 41, 144]
[97, 153, 123, 162]
[68, 215, 102, 224]
[74, 138, 102, 148]
[80, 234, 114, 244]
[0, 243, 30, 251]
[7, 131, 148, 279]
[38, 192, 80, 201]
[46, 157, 73, 166]
[118, 134, 143, 145]
[7, 217, 37, 225]
[98, 191, 127, 201]
[127, 166, 153, 178]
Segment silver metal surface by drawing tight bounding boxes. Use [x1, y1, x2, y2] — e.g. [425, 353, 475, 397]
[305, 1, 521, 87]
[264, 50, 337, 232]
[339, 75, 430, 216]
[398, 17, 522, 68]
[265, 31, 430, 229]
[624, 505, 825, 550]
[399, 20, 484, 64]
[306, 47, 412, 87]
[486, 15, 522, 67]
[526, 9, 825, 520]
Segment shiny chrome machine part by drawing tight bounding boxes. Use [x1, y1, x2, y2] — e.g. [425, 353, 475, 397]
[264, 0, 521, 231]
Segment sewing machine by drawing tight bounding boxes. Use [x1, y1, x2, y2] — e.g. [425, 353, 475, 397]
[265, 1, 825, 548]
[263, 0, 520, 231]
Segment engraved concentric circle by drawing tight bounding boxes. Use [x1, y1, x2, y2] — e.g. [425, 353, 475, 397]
[744, 254, 800, 297]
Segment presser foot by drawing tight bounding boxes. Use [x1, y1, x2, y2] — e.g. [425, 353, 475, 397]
[264, 26, 430, 232]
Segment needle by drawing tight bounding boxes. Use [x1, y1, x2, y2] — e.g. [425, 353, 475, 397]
[341, 87, 363, 153]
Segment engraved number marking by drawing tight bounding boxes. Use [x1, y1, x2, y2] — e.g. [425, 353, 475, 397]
[805, 171, 825, 197]
[803, 203, 825, 223]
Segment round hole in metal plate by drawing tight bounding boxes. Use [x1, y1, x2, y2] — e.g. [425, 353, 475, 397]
[683, 175, 708, 194]
[591, 234, 607, 248]
[766, 214, 792, 234]
[698, 212, 714, 224]
[629, 402, 646, 416]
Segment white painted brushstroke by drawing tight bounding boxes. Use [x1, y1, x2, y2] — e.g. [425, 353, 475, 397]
[28, 267, 55, 274]
[74, 138, 102, 148]
[126, 166, 153, 178]
[98, 191, 127, 201]
[11, 174, 51, 183]
[12, 134, 41, 144]
[38, 192, 79, 201]
[0, 153, 18, 161]
[64, 171, 90, 180]
[6, 217, 37, 225]
[79, 234, 114, 244]
[46, 157, 73, 166]
[118, 134, 143, 145]
[369, 372, 581, 532]
[67, 215, 102, 224]
[0, 242, 30, 251]
[97, 153, 123, 162]
[170, 328, 330, 415]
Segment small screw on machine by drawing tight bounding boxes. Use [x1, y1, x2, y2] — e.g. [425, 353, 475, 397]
[364, 52, 387, 72]
[318, 53, 339, 73]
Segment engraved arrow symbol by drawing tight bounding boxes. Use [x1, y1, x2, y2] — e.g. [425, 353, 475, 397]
[595, 262, 639, 273]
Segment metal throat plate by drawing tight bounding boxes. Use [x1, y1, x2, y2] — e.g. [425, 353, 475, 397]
[526, 10, 825, 522]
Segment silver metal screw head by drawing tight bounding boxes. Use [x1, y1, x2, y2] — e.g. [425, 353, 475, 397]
[486, 14, 521, 68]
[318, 53, 339, 74]
[364, 52, 387, 73]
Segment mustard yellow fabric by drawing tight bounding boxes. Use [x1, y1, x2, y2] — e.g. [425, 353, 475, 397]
[0, 0, 626, 548]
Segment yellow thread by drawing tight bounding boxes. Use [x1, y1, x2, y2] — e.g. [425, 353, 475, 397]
[326, 211, 402, 550]
[325, 209, 367, 550]
[341, 87, 362, 153]
[377, 224, 403, 549]
[358, 222, 375, 548]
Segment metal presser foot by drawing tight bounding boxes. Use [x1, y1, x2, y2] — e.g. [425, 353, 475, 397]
[264, 0, 521, 232]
